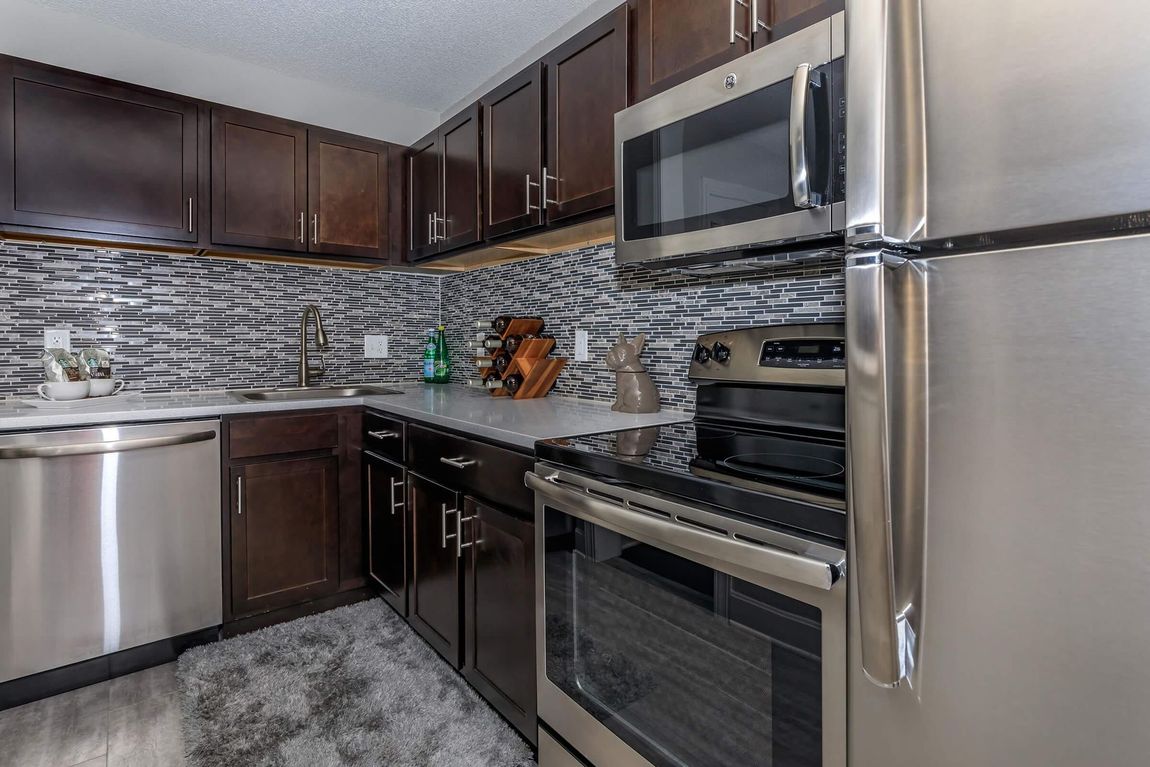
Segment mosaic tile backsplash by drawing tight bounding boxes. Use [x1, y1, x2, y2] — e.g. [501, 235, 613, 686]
[0, 240, 845, 406]
[442, 244, 846, 411]
[0, 242, 441, 396]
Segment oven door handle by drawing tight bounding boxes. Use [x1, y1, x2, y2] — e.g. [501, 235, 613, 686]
[526, 471, 842, 591]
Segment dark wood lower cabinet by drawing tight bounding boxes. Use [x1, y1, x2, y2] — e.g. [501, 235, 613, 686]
[408, 472, 463, 667]
[366, 451, 408, 616]
[462, 497, 537, 744]
[228, 455, 341, 618]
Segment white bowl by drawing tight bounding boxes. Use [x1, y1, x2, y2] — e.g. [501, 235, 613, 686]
[38, 380, 90, 401]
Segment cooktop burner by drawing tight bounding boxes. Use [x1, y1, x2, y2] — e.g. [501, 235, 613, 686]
[717, 452, 846, 482]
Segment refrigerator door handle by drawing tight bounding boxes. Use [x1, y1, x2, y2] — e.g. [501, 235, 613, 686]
[844, 0, 927, 245]
[847, 252, 911, 688]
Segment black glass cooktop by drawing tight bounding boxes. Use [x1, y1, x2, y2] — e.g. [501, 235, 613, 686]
[536, 420, 847, 543]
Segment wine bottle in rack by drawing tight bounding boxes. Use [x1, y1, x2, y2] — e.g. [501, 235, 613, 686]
[484, 374, 524, 394]
[473, 316, 546, 335]
[492, 349, 513, 374]
[466, 335, 504, 351]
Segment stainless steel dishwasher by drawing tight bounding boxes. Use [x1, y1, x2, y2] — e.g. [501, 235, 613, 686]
[0, 419, 222, 683]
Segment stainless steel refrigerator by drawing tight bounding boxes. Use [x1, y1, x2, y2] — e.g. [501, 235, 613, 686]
[844, 1, 1150, 766]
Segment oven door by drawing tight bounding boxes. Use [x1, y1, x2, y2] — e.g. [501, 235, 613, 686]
[614, 13, 844, 268]
[528, 466, 846, 767]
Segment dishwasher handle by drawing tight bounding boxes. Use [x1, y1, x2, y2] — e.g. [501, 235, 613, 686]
[0, 430, 217, 459]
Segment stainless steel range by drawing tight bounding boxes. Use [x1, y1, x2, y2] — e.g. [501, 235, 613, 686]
[529, 324, 847, 767]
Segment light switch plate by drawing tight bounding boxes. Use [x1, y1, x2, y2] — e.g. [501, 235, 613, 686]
[574, 330, 589, 362]
[44, 328, 71, 351]
[364, 335, 389, 358]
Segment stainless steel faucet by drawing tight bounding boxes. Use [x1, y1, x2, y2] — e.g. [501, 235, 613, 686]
[297, 304, 330, 387]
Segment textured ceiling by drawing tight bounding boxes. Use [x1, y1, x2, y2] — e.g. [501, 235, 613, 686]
[27, 0, 604, 112]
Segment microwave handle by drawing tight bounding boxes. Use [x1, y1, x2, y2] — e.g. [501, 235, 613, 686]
[789, 63, 820, 210]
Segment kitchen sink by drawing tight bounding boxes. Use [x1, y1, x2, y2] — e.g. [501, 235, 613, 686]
[231, 385, 403, 402]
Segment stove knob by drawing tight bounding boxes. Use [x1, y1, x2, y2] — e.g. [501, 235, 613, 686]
[694, 344, 711, 364]
[711, 342, 731, 364]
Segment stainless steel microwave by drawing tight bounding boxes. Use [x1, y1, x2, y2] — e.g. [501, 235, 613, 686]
[614, 12, 845, 270]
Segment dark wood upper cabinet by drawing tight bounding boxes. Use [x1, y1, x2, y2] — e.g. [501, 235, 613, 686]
[308, 130, 388, 260]
[462, 498, 537, 745]
[545, 5, 628, 223]
[630, 0, 749, 104]
[229, 455, 341, 619]
[483, 63, 545, 239]
[408, 472, 463, 667]
[366, 451, 408, 616]
[0, 61, 200, 242]
[407, 130, 440, 262]
[211, 108, 307, 252]
[754, 0, 844, 48]
[439, 104, 482, 252]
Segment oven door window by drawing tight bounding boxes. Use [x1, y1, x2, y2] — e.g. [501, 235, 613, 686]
[621, 70, 827, 243]
[544, 508, 823, 767]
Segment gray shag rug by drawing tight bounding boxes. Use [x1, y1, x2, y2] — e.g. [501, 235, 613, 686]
[177, 599, 535, 767]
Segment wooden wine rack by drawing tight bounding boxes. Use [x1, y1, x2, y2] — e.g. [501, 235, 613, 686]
[474, 317, 567, 399]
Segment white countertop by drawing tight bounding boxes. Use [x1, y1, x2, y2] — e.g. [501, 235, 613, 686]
[0, 384, 691, 450]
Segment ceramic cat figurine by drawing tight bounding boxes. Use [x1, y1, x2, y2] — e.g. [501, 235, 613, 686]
[605, 333, 660, 414]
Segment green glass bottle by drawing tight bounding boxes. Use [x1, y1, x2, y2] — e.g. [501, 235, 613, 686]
[433, 325, 450, 383]
[422, 328, 437, 383]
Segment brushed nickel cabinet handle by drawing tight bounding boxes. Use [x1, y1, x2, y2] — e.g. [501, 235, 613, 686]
[730, 0, 750, 43]
[187, 197, 194, 233]
[441, 502, 458, 548]
[368, 430, 400, 440]
[312, 213, 319, 244]
[543, 167, 559, 206]
[752, 0, 772, 32]
[299, 211, 305, 243]
[526, 174, 540, 213]
[457, 514, 479, 558]
[439, 456, 477, 469]
[236, 475, 243, 516]
[390, 477, 405, 515]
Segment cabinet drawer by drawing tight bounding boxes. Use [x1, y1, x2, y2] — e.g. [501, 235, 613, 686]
[407, 424, 533, 513]
[228, 411, 340, 459]
[364, 411, 405, 462]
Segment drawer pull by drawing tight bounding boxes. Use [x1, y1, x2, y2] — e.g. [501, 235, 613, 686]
[442, 503, 459, 548]
[368, 430, 400, 440]
[440, 456, 477, 469]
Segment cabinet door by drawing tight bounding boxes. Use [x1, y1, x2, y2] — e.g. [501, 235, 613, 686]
[308, 130, 388, 260]
[407, 131, 440, 261]
[462, 498, 537, 744]
[229, 456, 340, 618]
[545, 6, 628, 223]
[439, 104, 482, 252]
[754, 0, 844, 48]
[483, 63, 545, 239]
[631, 0, 750, 103]
[211, 108, 307, 251]
[366, 451, 408, 616]
[0, 62, 199, 242]
[409, 473, 462, 666]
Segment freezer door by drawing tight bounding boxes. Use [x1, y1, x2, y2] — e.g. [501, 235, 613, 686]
[846, 0, 1150, 246]
[847, 234, 1150, 766]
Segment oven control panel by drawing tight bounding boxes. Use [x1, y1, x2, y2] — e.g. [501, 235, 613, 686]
[759, 339, 845, 369]
[689, 323, 845, 387]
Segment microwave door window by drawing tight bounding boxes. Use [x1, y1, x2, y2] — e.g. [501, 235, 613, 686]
[623, 77, 799, 242]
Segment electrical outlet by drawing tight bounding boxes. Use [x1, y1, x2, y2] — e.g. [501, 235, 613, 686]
[44, 328, 71, 351]
[574, 330, 589, 362]
[364, 335, 389, 359]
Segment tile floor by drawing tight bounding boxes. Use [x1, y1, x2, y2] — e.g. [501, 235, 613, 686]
[0, 663, 184, 767]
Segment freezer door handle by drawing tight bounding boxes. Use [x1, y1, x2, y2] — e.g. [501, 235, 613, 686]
[847, 253, 910, 687]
